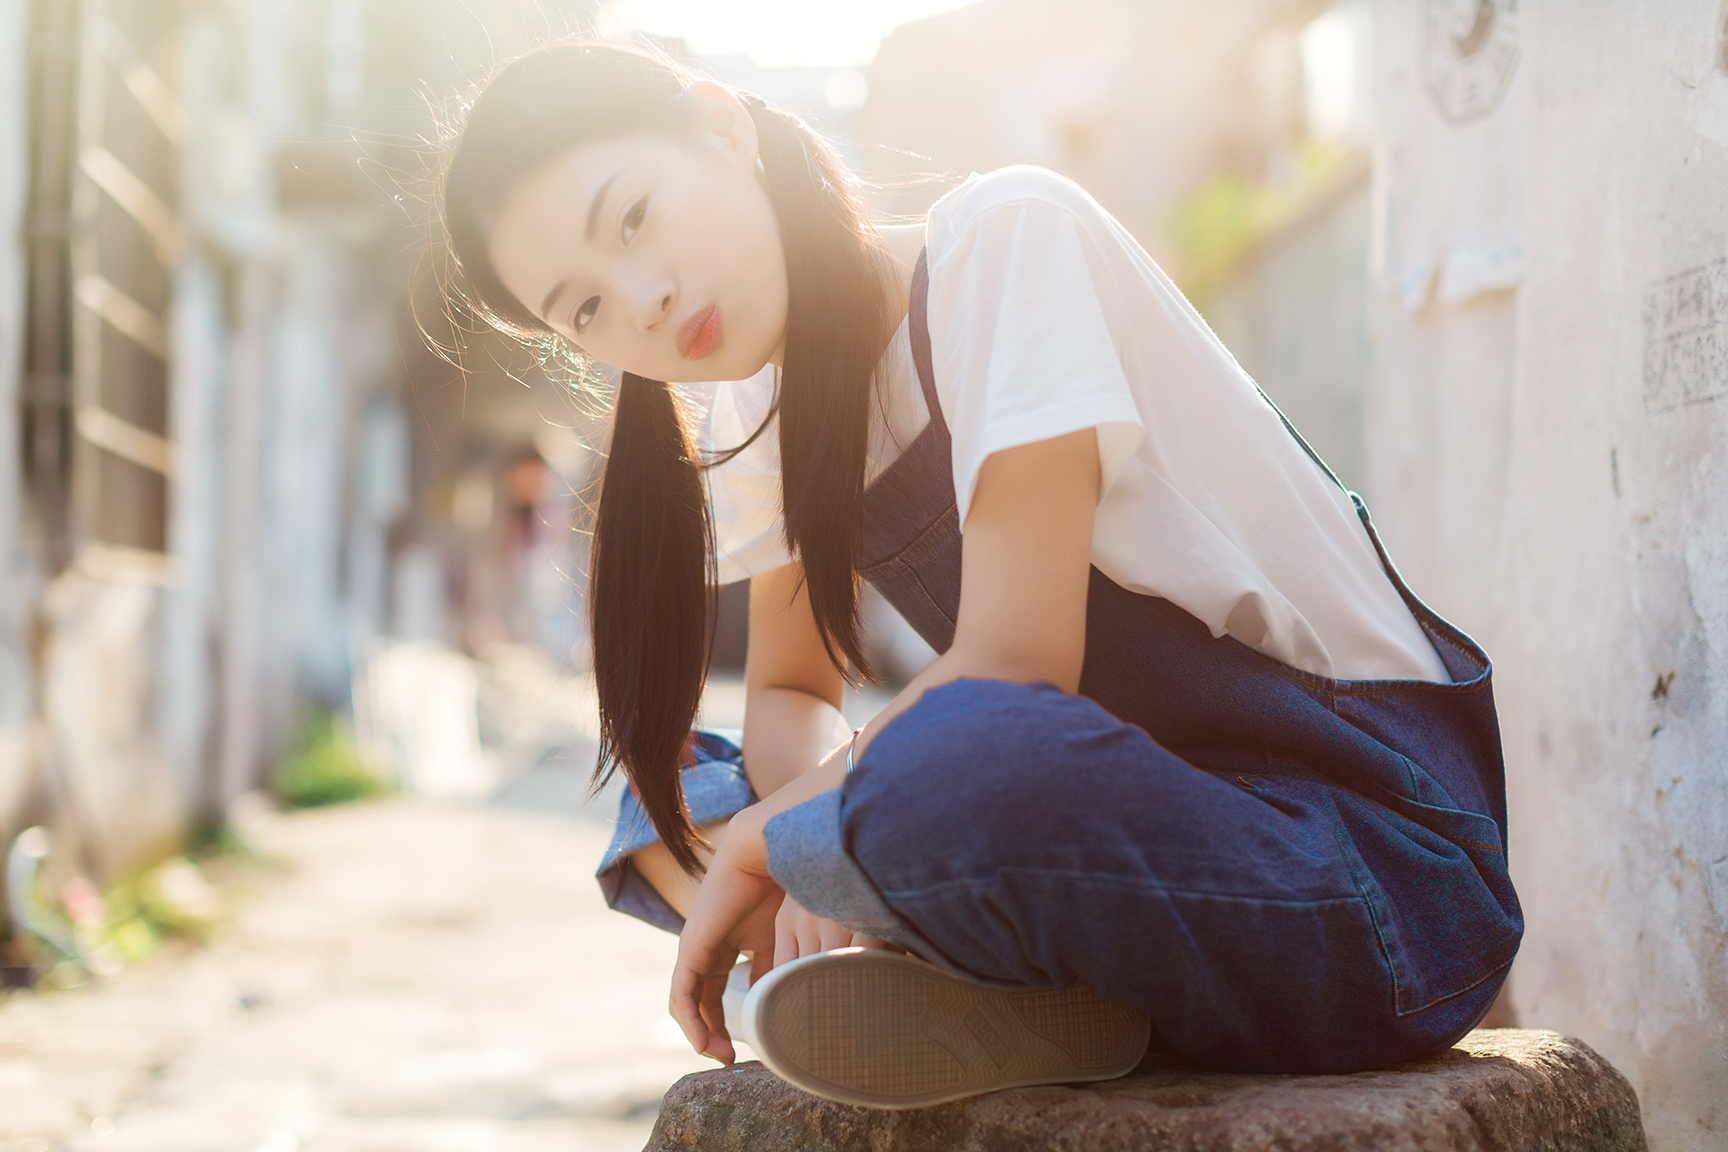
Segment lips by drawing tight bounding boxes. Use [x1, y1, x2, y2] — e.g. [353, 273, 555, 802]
[678, 305, 722, 361]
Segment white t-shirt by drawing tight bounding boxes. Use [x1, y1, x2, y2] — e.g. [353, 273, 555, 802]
[703, 167, 1449, 683]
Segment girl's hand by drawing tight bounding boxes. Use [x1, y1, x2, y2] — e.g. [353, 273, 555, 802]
[669, 741, 856, 1062]
[774, 893, 899, 966]
[668, 797, 898, 1062]
[669, 807, 782, 1064]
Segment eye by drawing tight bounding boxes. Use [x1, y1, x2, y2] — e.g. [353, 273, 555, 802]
[622, 196, 648, 244]
[573, 295, 600, 334]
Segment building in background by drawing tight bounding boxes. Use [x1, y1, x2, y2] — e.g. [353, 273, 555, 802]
[0, 0, 610, 901]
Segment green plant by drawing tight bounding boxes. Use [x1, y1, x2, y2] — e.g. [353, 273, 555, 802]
[1164, 139, 1353, 309]
[273, 712, 385, 808]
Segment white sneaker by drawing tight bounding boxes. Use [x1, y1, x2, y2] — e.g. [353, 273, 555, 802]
[739, 947, 1151, 1110]
[721, 959, 753, 1047]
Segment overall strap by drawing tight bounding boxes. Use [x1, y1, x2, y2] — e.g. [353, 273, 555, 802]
[908, 249, 951, 444]
[1247, 378, 1484, 679]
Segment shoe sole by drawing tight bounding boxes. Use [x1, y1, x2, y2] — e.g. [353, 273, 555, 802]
[745, 948, 1151, 1110]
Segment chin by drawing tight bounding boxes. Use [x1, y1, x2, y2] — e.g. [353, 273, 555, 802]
[684, 350, 773, 385]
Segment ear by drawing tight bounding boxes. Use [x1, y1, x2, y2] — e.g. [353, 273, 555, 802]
[686, 80, 760, 171]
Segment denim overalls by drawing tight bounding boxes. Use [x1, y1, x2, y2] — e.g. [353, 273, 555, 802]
[598, 252, 1522, 1074]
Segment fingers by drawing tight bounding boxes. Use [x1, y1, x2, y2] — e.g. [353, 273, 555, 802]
[697, 970, 736, 1065]
[797, 911, 824, 958]
[774, 900, 797, 969]
[818, 917, 853, 952]
[773, 894, 885, 963]
[670, 833, 786, 1060]
[669, 960, 716, 1060]
[671, 965, 738, 1065]
[776, 894, 821, 967]
[849, 932, 902, 952]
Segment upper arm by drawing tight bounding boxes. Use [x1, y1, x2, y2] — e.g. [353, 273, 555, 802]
[744, 562, 846, 709]
[927, 190, 1143, 525]
[949, 428, 1101, 693]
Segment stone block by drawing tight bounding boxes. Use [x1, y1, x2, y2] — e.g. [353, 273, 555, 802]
[645, 1028, 1645, 1152]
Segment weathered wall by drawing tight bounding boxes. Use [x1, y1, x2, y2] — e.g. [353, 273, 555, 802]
[1208, 173, 1374, 492]
[0, 0, 36, 844]
[1369, 3, 1728, 1147]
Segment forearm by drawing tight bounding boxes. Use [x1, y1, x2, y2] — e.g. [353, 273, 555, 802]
[732, 636, 1063, 855]
[741, 684, 851, 799]
[846, 430, 1099, 761]
[851, 630, 1081, 764]
[632, 685, 843, 917]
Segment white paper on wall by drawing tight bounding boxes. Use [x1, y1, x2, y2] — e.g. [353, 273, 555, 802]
[1380, 0, 1523, 311]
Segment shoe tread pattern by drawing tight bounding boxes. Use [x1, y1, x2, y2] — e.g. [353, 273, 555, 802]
[792, 963, 965, 1095]
[1011, 986, 1146, 1069]
[756, 953, 1150, 1109]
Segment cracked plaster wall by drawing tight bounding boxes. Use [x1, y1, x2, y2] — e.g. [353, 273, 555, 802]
[1368, 3, 1728, 1149]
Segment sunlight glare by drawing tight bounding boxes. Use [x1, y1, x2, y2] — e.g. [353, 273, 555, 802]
[612, 0, 981, 68]
[1300, 1, 1373, 141]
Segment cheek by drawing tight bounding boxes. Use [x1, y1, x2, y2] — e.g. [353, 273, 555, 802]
[567, 305, 643, 377]
[728, 193, 786, 319]
[687, 172, 779, 280]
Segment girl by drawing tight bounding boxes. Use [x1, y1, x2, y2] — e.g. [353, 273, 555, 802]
[438, 41, 1521, 1109]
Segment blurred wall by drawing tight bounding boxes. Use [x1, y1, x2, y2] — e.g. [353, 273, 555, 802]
[860, 0, 1324, 257]
[0, 0, 32, 842]
[0, 0, 605, 895]
[1207, 170, 1371, 490]
[1368, 2, 1728, 1146]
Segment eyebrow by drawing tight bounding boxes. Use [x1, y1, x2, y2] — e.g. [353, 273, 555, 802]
[586, 170, 621, 241]
[538, 169, 623, 322]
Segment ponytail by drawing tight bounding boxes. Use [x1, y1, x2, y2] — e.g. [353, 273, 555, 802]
[437, 42, 894, 875]
[740, 95, 892, 681]
[591, 374, 712, 873]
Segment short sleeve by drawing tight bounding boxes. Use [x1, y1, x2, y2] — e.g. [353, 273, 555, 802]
[705, 367, 793, 584]
[925, 188, 1146, 521]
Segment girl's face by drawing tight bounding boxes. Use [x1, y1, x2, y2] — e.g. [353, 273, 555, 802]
[486, 84, 789, 384]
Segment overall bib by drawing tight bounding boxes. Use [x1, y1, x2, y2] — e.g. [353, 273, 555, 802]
[599, 252, 1522, 1074]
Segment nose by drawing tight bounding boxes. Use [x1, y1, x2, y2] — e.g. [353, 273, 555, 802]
[619, 268, 675, 333]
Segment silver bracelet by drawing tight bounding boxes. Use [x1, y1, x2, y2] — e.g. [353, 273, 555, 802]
[845, 728, 862, 775]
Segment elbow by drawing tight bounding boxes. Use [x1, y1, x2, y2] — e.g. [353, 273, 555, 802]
[945, 637, 1085, 696]
[1008, 652, 1085, 696]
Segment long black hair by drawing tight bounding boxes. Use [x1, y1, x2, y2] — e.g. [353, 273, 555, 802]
[438, 42, 894, 873]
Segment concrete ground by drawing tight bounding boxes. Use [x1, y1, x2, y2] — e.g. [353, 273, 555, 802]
[0, 668, 897, 1152]
[0, 792, 712, 1152]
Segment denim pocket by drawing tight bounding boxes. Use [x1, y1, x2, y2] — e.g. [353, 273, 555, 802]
[1251, 770, 1521, 1017]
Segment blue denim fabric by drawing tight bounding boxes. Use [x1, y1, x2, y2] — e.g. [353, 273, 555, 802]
[766, 679, 1517, 1074]
[596, 730, 753, 934]
[601, 249, 1520, 1075]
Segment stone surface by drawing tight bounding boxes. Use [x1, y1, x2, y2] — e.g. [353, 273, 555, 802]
[647, 1029, 1646, 1152]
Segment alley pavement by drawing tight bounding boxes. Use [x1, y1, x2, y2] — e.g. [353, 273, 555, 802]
[1, 789, 712, 1152]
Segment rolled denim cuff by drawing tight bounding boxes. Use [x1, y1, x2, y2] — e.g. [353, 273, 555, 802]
[596, 730, 754, 935]
[763, 790, 987, 982]
[764, 789, 905, 938]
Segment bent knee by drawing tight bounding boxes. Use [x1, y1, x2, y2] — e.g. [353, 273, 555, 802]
[863, 676, 1145, 778]
[841, 679, 1148, 875]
